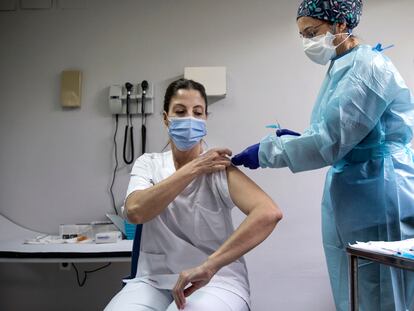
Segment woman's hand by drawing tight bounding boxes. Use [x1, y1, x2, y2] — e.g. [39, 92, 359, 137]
[172, 262, 218, 310]
[124, 148, 232, 224]
[185, 148, 232, 176]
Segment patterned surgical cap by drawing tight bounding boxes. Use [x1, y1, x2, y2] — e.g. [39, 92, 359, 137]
[297, 0, 363, 29]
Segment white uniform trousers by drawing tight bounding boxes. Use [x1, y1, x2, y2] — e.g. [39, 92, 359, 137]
[105, 281, 249, 311]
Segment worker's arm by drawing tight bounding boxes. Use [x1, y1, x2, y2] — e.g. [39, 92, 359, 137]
[258, 56, 396, 172]
[172, 165, 282, 309]
[125, 148, 232, 224]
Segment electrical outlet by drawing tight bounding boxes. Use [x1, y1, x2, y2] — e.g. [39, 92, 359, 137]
[59, 262, 71, 271]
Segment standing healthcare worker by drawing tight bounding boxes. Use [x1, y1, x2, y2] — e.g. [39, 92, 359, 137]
[232, 1, 414, 310]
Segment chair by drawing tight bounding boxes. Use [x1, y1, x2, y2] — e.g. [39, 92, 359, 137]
[124, 223, 143, 281]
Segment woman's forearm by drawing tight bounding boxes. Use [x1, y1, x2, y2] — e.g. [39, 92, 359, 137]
[205, 205, 281, 274]
[125, 165, 198, 224]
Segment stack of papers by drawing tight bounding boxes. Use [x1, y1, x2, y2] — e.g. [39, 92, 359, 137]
[350, 239, 414, 259]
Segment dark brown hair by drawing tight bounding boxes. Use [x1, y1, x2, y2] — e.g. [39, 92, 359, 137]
[163, 78, 208, 114]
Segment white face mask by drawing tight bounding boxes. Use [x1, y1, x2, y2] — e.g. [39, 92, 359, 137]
[303, 31, 351, 65]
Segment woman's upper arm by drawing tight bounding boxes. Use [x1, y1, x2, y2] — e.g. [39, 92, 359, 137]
[226, 165, 278, 216]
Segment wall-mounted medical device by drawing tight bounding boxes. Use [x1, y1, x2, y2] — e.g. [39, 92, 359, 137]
[184, 66, 227, 97]
[109, 82, 154, 115]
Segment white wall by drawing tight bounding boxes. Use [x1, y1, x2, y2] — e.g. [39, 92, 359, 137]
[0, 0, 413, 310]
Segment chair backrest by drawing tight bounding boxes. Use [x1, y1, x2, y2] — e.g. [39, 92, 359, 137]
[128, 224, 143, 279]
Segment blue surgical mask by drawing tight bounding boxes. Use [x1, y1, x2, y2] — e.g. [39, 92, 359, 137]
[168, 117, 207, 151]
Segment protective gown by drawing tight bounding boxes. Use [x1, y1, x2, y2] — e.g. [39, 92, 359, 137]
[259, 45, 414, 311]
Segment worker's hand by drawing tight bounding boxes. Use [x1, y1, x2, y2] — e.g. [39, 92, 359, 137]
[187, 148, 232, 176]
[276, 128, 301, 137]
[231, 143, 260, 169]
[172, 262, 217, 310]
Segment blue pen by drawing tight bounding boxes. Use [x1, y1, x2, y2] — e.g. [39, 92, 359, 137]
[398, 250, 414, 260]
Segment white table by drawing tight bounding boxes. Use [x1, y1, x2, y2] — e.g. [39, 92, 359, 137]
[0, 215, 133, 263]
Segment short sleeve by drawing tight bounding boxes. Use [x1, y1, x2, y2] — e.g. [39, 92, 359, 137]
[212, 169, 237, 209]
[125, 154, 154, 199]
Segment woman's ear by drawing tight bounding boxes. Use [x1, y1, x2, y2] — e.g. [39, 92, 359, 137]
[163, 112, 169, 128]
[337, 22, 348, 33]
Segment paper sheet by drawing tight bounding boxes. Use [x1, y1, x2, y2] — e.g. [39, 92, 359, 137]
[350, 238, 414, 258]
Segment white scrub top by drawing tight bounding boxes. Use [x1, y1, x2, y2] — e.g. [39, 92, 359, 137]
[124, 151, 250, 307]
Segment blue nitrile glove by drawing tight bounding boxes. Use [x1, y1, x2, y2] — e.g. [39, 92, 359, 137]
[232, 125, 301, 169]
[231, 143, 260, 169]
[276, 128, 301, 137]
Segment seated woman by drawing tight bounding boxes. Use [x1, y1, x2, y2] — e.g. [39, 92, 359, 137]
[105, 78, 282, 311]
